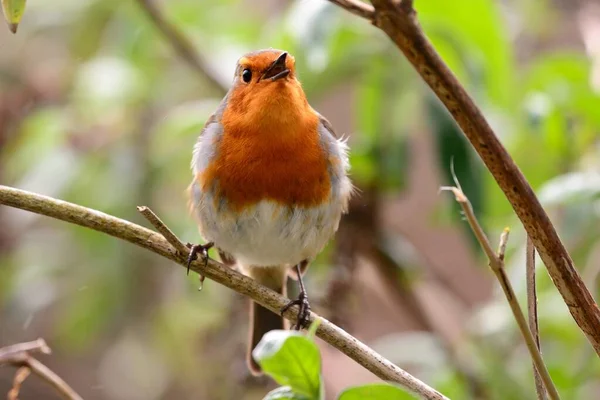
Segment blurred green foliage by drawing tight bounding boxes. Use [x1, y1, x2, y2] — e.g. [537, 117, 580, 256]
[2, 0, 600, 399]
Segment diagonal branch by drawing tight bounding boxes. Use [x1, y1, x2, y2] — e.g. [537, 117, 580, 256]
[0, 185, 448, 400]
[134, 0, 227, 94]
[442, 185, 560, 400]
[328, 0, 600, 357]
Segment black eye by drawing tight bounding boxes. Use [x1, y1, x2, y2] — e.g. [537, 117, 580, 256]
[242, 69, 252, 83]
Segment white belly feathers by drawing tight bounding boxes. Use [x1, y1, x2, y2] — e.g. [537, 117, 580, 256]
[192, 194, 346, 267]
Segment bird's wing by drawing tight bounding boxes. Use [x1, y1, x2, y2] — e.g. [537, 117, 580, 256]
[316, 112, 338, 139]
[196, 93, 229, 137]
[188, 108, 237, 267]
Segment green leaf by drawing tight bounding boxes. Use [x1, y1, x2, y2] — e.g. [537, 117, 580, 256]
[1, 0, 26, 33]
[263, 386, 311, 400]
[338, 383, 415, 400]
[253, 330, 322, 399]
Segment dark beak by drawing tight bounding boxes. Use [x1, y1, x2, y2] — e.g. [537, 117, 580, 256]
[260, 52, 290, 81]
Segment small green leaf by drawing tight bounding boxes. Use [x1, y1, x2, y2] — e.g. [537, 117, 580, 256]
[338, 383, 416, 400]
[263, 386, 311, 400]
[253, 330, 322, 398]
[1, 0, 26, 33]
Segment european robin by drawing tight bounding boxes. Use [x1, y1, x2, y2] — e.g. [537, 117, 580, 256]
[187, 49, 353, 375]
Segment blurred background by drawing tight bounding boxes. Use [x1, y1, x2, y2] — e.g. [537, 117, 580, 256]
[1, 0, 600, 398]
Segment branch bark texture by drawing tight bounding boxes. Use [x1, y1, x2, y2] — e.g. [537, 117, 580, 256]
[328, 0, 600, 356]
[0, 185, 448, 400]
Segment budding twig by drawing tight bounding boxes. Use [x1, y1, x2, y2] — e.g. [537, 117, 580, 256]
[441, 185, 560, 400]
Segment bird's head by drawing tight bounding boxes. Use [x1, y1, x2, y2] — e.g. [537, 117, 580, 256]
[225, 49, 310, 128]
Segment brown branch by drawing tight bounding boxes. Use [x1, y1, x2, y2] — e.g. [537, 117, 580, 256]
[0, 339, 83, 400]
[442, 186, 560, 400]
[328, 0, 600, 358]
[0, 185, 449, 400]
[134, 0, 227, 94]
[527, 236, 547, 400]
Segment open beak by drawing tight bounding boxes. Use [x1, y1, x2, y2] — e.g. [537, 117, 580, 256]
[260, 52, 290, 81]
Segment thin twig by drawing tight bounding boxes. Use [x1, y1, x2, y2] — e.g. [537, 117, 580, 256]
[329, 0, 600, 358]
[328, 0, 375, 20]
[137, 206, 188, 254]
[138, 205, 207, 284]
[134, 0, 227, 94]
[527, 236, 547, 400]
[0, 185, 448, 400]
[8, 366, 31, 400]
[0, 340, 83, 400]
[0, 338, 50, 359]
[26, 357, 83, 400]
[442, 185, 560, 400]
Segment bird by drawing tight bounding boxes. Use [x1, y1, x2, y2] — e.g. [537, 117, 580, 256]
[187, 49, 353, 376]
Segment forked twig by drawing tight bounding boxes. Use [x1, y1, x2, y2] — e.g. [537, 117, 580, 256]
[441, 185, 560, 400]
[138, 205, 208, 285]
[137, 206, 188, 254]
[0, 339, 83, 400]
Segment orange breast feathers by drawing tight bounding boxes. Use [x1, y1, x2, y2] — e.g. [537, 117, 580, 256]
[199, 87, 331, 211]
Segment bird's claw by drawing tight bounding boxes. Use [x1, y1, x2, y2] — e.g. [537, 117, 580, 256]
[186, 242, 214, 276]
[281, 291, 311, 330]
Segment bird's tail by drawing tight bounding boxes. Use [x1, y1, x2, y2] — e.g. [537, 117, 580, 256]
[247, 266, 288, 376]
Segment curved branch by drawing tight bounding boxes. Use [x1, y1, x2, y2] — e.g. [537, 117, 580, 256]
[0, 185, 448, 400]
[329, 0, 600, 355]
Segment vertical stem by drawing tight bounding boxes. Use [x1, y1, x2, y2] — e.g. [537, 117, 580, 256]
[527, 236, 547, 400]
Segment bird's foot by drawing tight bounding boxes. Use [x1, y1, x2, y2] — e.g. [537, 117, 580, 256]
[185, 241, 214, 276]
[281, 291, 311, 330]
